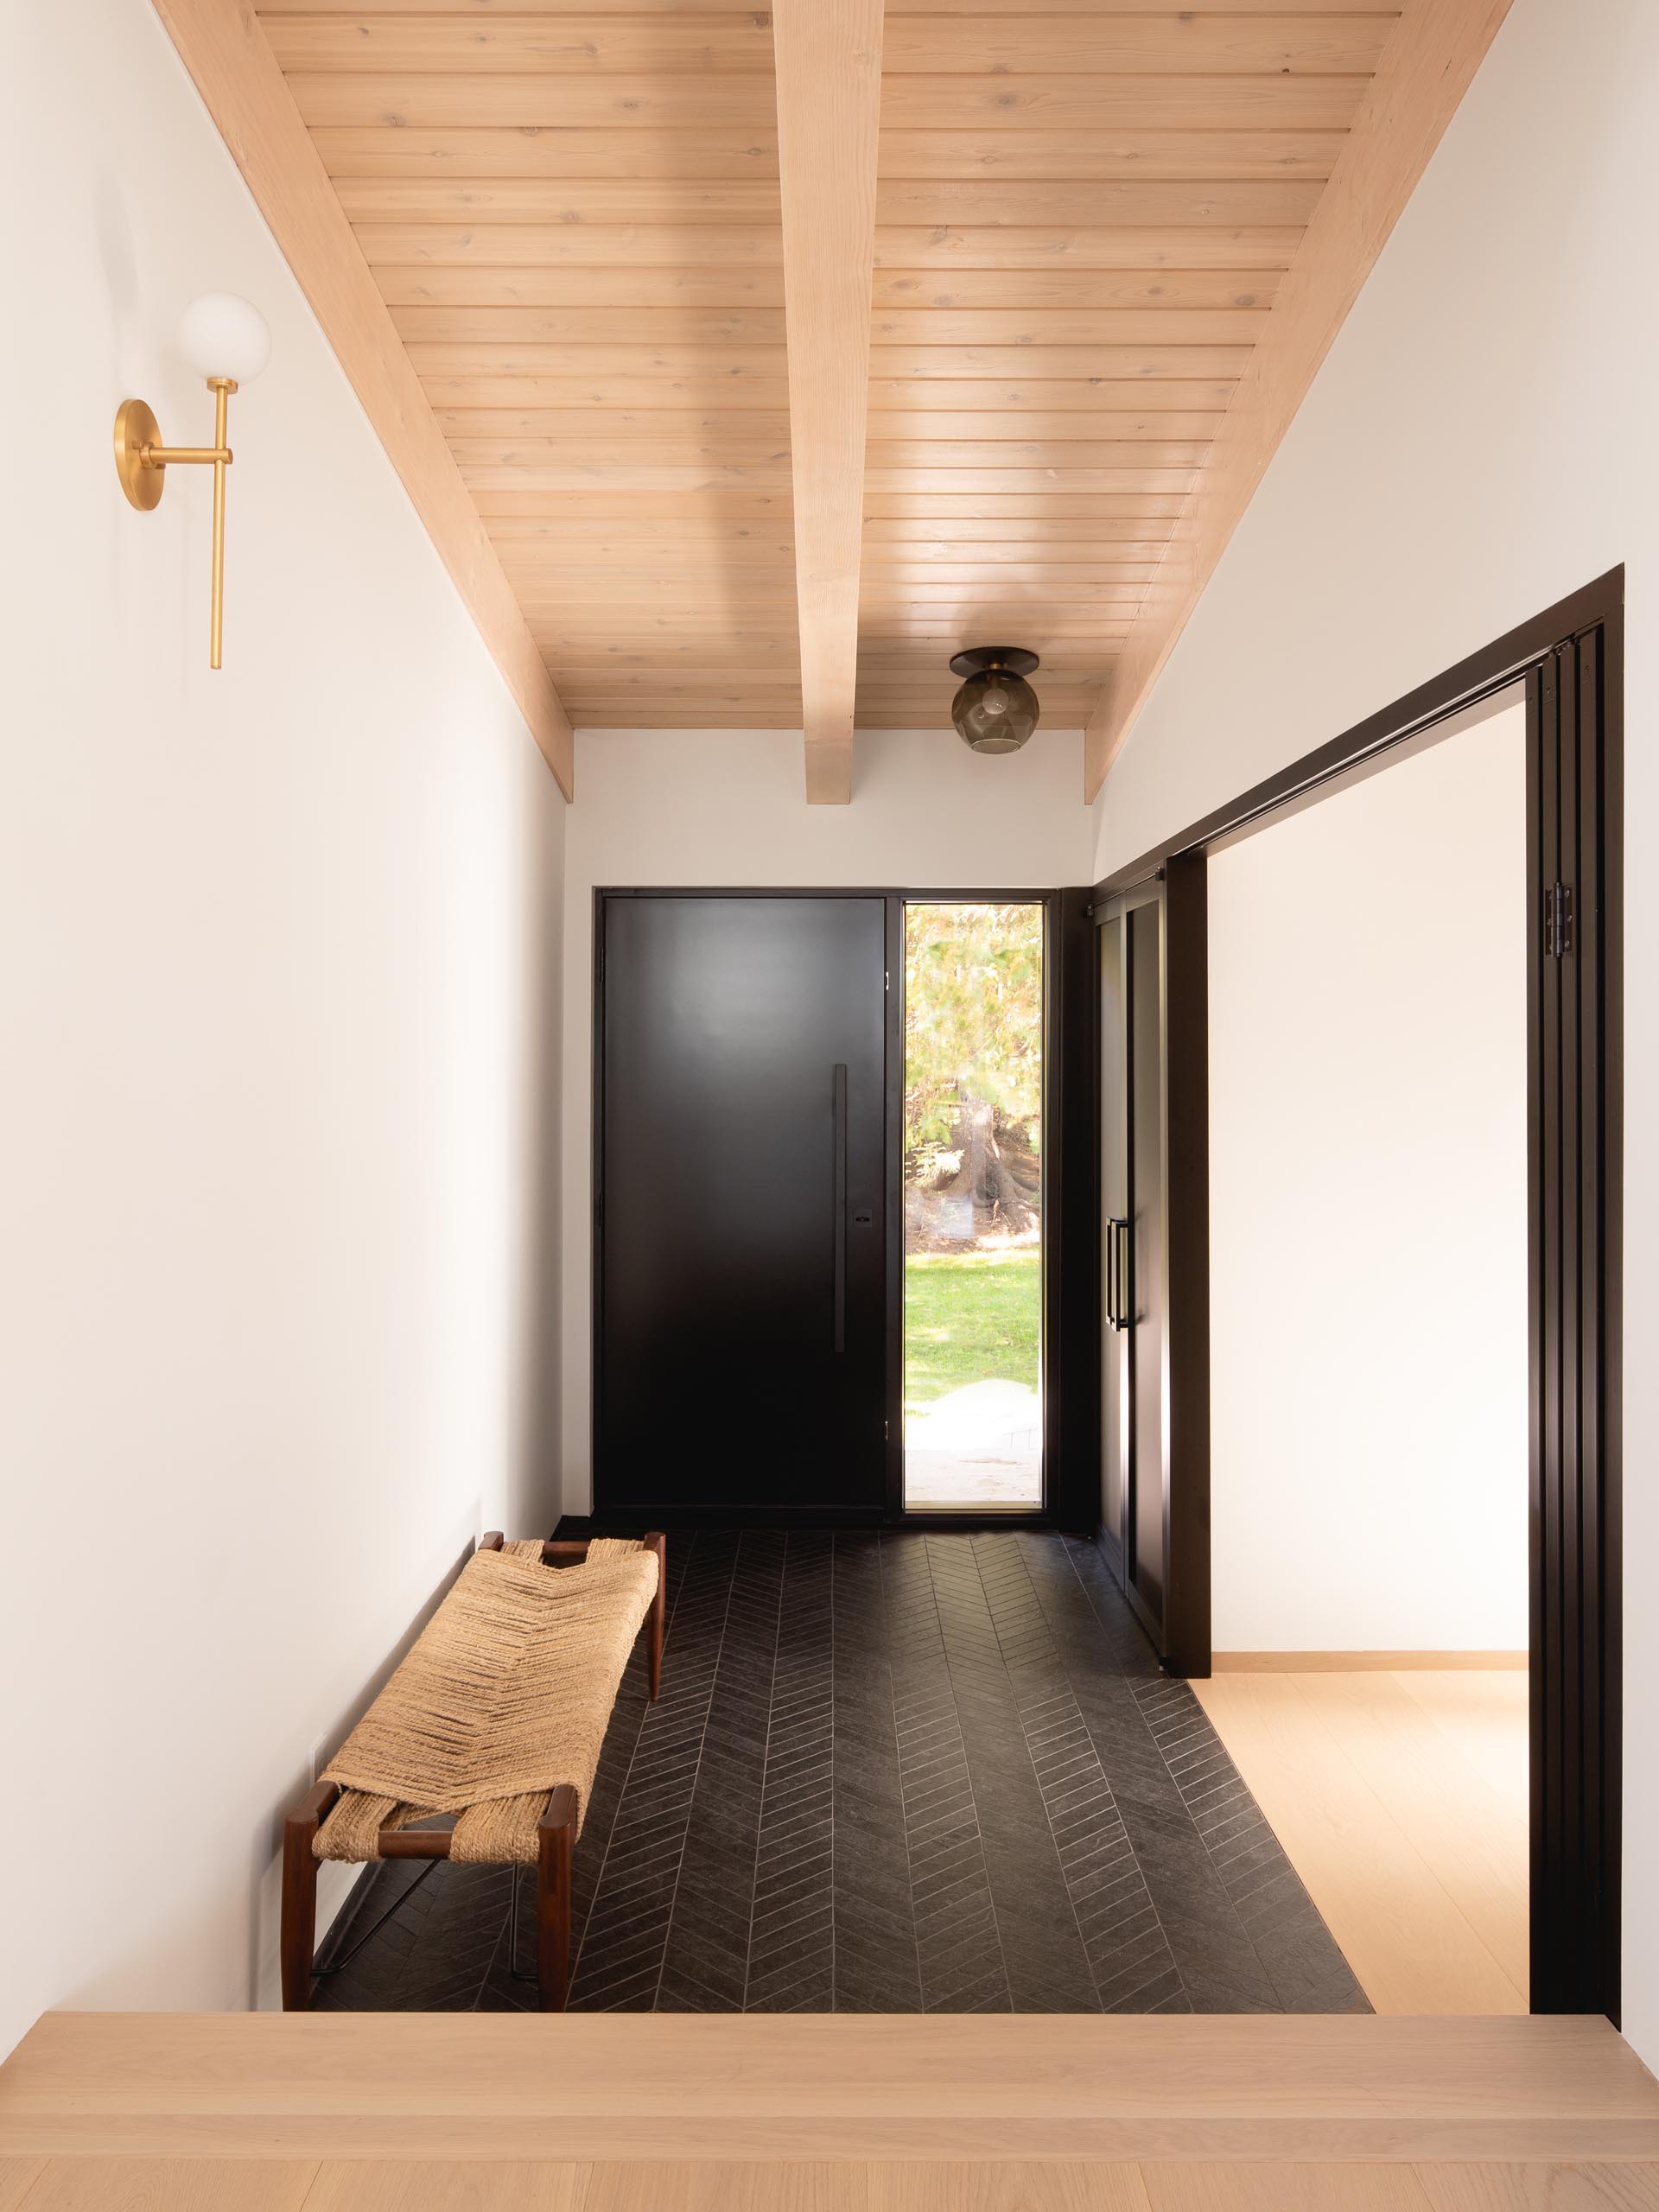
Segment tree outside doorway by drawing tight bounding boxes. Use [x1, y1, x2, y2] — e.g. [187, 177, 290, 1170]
[903, 901, 1043, 1507]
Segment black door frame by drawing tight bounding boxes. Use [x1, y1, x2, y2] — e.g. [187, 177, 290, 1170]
[591, 885, 1099, 1535]
[1089, 566, 1624, 2022]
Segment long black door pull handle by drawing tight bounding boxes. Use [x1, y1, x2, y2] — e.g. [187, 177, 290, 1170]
[832, 1063, 848, 1352]
[1106, 1216, 1131, 1332]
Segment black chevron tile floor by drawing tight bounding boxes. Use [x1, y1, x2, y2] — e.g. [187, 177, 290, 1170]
[308, 1529, 1369, 2017]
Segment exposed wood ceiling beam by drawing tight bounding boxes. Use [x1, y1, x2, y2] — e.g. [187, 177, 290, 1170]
[772, 0, 886, 804]
[1083, 0, 1515, 802]
[148, 0, 575, 800]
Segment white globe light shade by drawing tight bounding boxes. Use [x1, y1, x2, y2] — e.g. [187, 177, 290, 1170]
[177, 292, 271, 386]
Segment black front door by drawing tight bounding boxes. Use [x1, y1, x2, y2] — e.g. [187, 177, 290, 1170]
[597, 893, 888, 1516]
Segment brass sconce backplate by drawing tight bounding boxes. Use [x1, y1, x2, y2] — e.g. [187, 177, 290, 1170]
[114, 398, 165, 512]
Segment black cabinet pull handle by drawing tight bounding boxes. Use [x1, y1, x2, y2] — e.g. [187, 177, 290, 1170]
[1106, 1216, 1131, 1332]
[832, 1063, 848, 1352]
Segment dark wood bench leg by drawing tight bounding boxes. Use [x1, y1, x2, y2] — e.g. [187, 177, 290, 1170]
[646, 1531, 667, 1702]
[537, 1784, 578, 2011]
[281, 1780, 339, 2012]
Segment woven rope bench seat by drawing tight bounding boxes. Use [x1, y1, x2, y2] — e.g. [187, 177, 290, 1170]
[315, 1535, 656, 1868]
[281, 1530, 666, 2012]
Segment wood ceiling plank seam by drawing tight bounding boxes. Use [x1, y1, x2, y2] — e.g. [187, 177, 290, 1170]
[531, 632, 804, 644]
[378, 271, 790, 308]
[490, 520, 798, 537]
[860, 471, 1205, 492]
[452, 446, 796, 468]
[263, 19, 780, 74]
[861, 442, 1215, 463]
[405, 348, 792, 382]
[563, 684, 807, 697]
[864, 410, 1230, 431]
[343, 187, 785, 223]
[308, 124, 783, 181]
[457, 470, 796, 492]
[861, 521, 1179, 537]
[468, 493, 796, 516]
[434, 407, 796, 433]
[858, 574, 1162, 588]
[285, 76, 791, 130]
[879, 16, 1399, 75]
[866, 310, 1272, 343]
[869, 272, 1284, 311]
[572, 713, 810, 726]
[872, 130, 1351, 183]
[867, 346, 1255, 376]
[877, 74, 1376, 130]
[426, 379, 798, 408]
[861, 498, 1190, 517]
[872, 226, 1310, 270]
[353, 222, 785, 258]
[866, 381, 1242, 408]
[874, 180, 1329, 226]
[860, 592, 1147, 603]
[391, 308, 791, 341]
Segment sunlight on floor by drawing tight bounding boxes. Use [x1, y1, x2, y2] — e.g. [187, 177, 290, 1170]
[904, 1378, 1042, 1505]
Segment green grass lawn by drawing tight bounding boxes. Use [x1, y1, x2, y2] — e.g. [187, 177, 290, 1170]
[903, 1247, 1040, 1412]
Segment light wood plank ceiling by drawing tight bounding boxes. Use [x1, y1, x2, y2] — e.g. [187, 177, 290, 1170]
[254, 0, 1404, 753]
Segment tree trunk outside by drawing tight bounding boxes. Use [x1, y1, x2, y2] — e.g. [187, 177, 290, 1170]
[924, 1093, 1039, 1242]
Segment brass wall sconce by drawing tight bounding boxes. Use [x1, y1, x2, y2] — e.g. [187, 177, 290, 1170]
[114, 293, 271, 669]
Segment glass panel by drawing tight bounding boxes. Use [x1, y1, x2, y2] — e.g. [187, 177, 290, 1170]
[903, 901, 1044, 1510]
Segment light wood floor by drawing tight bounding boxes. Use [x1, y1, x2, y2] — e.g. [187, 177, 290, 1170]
[1194, 1669, 1529, 2014]
[3, 2161, 1659, 2211]
[4, 2012, 1659, 2206]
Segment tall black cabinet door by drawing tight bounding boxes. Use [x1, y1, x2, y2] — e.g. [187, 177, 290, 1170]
[1127, 899, 1169, 1620]
[597, 894, 888, 1516]
[1099, 909, 1129, 1565]
[1097, 861, 1210, 1674]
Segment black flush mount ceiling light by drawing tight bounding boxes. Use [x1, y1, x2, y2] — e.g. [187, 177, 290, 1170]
[949, 646, 1041, 754]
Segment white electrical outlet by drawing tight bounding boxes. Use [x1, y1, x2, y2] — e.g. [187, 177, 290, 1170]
[308, 1733, 327, 1786]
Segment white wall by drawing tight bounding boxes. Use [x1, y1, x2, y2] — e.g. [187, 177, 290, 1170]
[1207, 700, 1529, 1653]
[1089, 0, 1657, 2061]
[559, 727, 1092, 1513]
[0, 4, 565, 2057]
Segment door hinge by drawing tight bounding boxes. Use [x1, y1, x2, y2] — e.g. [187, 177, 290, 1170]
[1545, 881, 1574, 958]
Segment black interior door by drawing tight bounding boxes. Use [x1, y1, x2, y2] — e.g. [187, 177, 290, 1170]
[1097, 860, 1209, 1673]
[1100, 887, 1168, 1638]
[597, 893, 888, 1516]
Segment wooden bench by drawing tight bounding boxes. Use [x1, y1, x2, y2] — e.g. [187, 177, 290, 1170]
[281, 1530, 666, 2014]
